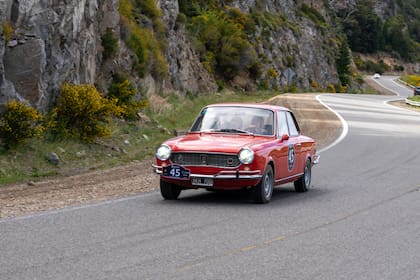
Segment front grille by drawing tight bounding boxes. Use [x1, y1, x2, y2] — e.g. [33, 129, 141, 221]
[171, 152, 240, 168]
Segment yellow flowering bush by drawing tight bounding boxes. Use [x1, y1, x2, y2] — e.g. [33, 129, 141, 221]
[327, 84, 336, 93]
[401, 75, 420, 87]
[0, 100, 44, 148]
[2, 21, 13, 43]
[118, 0, 133, 20]
[52, 83, 120, 142]
[266, 68, 278, 78]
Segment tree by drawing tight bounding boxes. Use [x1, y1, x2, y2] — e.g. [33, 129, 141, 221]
[336, 39, 351, 86]
[383, 16, 417, 61]
[344, 1, 383, 53]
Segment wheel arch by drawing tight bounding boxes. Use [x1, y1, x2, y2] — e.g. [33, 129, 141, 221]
[304, 153, 312, 166]
[267, 159, 275, 178]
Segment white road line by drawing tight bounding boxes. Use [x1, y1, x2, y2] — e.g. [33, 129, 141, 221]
[316, 94, 349, 153]
[371, 76, 401, 97]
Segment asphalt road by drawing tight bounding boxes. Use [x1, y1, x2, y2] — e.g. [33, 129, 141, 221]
[1, 76, 420, 280]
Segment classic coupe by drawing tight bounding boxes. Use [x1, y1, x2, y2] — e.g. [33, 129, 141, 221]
[153, 103, 319, 203]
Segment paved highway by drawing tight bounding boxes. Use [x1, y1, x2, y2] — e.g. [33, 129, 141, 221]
[1, 76, 419, 279]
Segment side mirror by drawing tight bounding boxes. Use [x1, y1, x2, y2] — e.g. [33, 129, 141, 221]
[281, 134, 289, 141]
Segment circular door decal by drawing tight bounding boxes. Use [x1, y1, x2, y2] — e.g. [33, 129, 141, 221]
[288, 144, 295, 171]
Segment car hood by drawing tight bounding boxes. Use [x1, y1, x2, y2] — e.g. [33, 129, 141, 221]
[165, 133, 271, 153]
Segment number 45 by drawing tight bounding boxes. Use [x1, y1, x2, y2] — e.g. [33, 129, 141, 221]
[170, 168, 181, 177]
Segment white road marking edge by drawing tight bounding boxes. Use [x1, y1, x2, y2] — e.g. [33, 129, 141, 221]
[316, 94, 349, 154]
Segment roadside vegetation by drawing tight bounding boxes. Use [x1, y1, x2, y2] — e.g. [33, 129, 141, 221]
[401, 75, 420, 87]
[0, 89, 278, 185]
[0, 75, 412, 186]
[343, 1, 419, 62]
[402, 75, 420, 103]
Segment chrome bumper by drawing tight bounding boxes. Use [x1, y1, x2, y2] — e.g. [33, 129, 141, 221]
[152, 164, 263, 180]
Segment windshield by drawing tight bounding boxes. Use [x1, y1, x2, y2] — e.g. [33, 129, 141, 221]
[190, 106, 275, 136]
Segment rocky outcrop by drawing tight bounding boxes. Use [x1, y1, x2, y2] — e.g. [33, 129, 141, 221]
[0, 0, 416, 111]
[0, 0, 218, 110]
[0, 0, 120, 111]
[159, 0, 217, 94]
[234, 0, 340, 89]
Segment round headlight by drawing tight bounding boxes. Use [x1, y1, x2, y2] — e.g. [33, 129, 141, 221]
[238, 148, 254, 164]
[156, 144, 171, 161]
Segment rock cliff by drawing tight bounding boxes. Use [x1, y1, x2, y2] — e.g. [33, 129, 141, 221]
[0, 0, 219, 111]
[0, 0, 417, 111]
[0, 0, 120, 111]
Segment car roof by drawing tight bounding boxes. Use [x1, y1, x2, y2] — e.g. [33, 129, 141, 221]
[205, 103, 290, 112]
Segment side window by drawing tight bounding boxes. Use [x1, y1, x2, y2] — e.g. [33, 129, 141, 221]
[277, 111, 289, 138]
[286, 112, 299, 137]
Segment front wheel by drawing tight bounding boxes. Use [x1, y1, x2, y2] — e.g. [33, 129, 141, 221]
[294, 158, 311, 192]
[253, 165, 274, 204]
[160, 179, 181, 200]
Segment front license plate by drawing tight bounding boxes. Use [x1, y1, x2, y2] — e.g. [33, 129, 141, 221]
[191, 177, 213, 187]
[163, 165, 190, 179]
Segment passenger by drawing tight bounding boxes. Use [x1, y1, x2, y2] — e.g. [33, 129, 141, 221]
[230, 116, 243, 129]
[247, 116, 264, 134]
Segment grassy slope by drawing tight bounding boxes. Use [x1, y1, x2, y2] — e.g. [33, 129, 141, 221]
[0, 91, 279, 185]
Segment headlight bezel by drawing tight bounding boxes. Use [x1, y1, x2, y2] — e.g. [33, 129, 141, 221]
[238, 147, 254, 164]
[156, 144, 171, 161]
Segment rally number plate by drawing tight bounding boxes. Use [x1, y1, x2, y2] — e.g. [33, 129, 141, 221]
[162, 165, 190, 179]
[191, 177, 214, 187]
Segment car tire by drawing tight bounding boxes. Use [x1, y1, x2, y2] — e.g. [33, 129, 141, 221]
[253, 165, 274, 204]
[160, 179, 181, 200]
[294, 158, 311, 192]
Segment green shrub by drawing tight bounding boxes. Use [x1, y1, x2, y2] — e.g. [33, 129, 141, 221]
[107, 74, 148, 120]
[51, 83, 120, 142]
[356, 59, 390, 74]
[297, 3, 326, 27]
[408, 95, 420, 102]
[191, 10, 257, 80]
[176, 13, 188, 27]
[101, 28, 118, 59]
[0, 101, 44, 149]
[128, 24, 168, 80]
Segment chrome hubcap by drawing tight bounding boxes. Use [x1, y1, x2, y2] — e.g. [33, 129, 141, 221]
[304, 163, 311, 187]
[263, 172, 273, 199]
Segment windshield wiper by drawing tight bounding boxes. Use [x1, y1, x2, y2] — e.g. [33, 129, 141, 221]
[202, 128, 254, 135]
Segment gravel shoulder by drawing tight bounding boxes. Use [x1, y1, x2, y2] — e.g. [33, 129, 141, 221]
[0, 93, 342, 219]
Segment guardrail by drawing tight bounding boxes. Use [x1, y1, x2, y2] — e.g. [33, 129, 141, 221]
[405, 98, 420, 107]
[398, 78, 420, 107]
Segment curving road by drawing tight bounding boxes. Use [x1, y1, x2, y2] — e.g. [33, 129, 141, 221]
[1, 76, 420, 279]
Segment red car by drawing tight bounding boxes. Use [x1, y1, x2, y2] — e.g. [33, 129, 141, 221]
[153, 103, 319, 203]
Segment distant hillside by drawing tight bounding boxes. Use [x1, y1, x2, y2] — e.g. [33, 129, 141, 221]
[0, 0, 419, 111]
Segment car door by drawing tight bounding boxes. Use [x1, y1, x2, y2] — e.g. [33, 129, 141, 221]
[285, 111, 302, 177]
[274, 111, 303, 182]
[274, 111, 295, 182]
